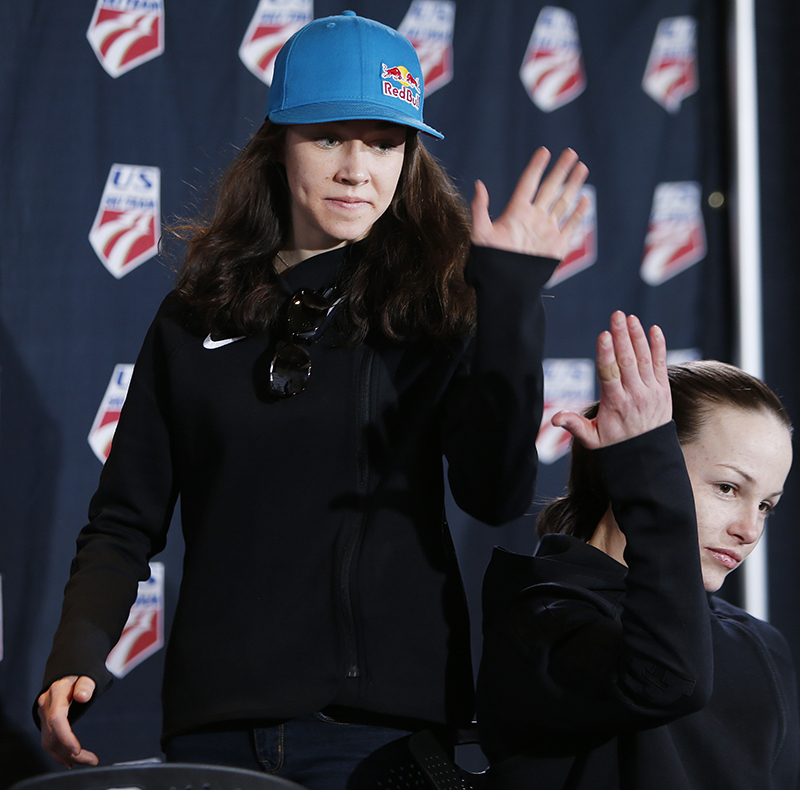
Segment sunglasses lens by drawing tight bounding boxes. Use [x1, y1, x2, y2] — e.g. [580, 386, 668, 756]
[287, 289, 330, 337]
[269, 343, 311, 397]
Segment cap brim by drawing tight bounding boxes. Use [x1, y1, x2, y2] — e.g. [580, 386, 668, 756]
[268, 101, 444, 139]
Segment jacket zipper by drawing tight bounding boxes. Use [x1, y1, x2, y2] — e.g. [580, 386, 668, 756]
[338, 345, 374, 679]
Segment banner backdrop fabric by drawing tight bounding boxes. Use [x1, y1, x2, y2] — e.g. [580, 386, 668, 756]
[1, 0, 765, 776]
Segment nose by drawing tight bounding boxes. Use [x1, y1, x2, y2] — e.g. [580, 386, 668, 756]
[728, 507, 763, 545]
[335, 142, 369, 185]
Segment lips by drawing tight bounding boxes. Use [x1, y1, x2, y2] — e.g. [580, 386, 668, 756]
[705, 547, 742, 570]
[327, 196, 370, 208]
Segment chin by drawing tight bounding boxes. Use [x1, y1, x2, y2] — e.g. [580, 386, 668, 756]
[703, 573, 726, 593]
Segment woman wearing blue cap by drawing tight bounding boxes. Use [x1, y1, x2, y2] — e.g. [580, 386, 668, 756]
[36, 11, 588, 789]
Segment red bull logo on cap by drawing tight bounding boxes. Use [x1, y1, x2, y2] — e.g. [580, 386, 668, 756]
[382, 63, 422, 109]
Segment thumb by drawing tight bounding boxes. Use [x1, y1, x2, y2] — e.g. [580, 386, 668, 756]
[470, 179, 492, 244]
[551, 410, 598, 449]
[73, 677, 96, 704]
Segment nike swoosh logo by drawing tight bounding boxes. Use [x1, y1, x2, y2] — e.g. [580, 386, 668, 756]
[203, 334, 246, 349]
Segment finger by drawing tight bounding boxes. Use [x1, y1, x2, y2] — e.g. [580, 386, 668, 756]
[649, 324, 669, 385]
[552, 161, 589, 223]
[551, 410, 599, 450]
[626, 314, 657, 384]
[597, 360, 621, 382]
[595, 327, 622, 386]
[42, 728, 80, 768]
[71, 748, 100, 767]
[506, 147, 551, 209]
[532, 148, 580, 211]
[73, 676, 96, 704]
[40, 703, 81, 767]
[608, 311, 640, 387]
[42, 712, 99, 768]
[469, 179, 492, 245]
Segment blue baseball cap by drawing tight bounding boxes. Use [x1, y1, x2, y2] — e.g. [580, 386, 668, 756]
[265, 10, 443, 139]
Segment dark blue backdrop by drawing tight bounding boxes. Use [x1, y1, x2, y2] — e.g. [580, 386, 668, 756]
[4, 0, 796, 784]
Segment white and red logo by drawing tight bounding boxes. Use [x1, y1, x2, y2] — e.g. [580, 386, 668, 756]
[239, 0, 312, 85]
[106, 562, 165, 678]
[381, 63, 422, 110]
[86, 0, 164, 79]
[547, 184, 597, 287]
[89, 164, 160, 279]
[537, 358, 594, 465]
[642, 17, 698, 113]
[640, 182, 706, 285]
[88, 364, 133, 463]
[520, 7, 586, 112]
[398, 0, 455, 96]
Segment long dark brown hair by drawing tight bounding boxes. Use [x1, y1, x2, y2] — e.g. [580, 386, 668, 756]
[537, 360, 792, 540]
[167, 120, 475, 341]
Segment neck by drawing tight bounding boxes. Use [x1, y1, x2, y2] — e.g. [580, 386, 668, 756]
[278, 240, 351, 271]
[588, 506, 628, 566]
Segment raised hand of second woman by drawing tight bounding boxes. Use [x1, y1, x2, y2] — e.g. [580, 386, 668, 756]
[552, 311, 672, 450]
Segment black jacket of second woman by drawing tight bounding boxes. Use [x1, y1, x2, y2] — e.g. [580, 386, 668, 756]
[40, 243, 557, 744]
[477, 424, 800, 789]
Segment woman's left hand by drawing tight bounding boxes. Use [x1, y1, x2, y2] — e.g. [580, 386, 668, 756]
[470, 147, 589, 260]
[552, 311, 672, 450]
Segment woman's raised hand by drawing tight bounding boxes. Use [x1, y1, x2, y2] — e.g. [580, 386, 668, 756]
[470, 147, 589, 260]
[552, 311, 672, 450]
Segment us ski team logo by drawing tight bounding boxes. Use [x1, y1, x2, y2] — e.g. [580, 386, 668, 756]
[521, 7, 586, 112]
[106, 562, 165, 678]
[537, 359, 594, 465]
[640, 182, 706, 286]
[642, 17, 698, 113]
[547, 184, 597, 287]
[88, 364, 134, 463]
[397, 0, 455, 96]
[239, 0, 312, 85]
[89, 164, 161, 279]
[86, 0, 164, 79]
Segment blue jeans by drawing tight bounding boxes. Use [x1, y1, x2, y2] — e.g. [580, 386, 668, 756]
[163, 712, 415, 790]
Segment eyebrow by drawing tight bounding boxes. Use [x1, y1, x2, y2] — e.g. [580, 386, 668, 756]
[718, 464, 754, 483]
[717, 464, 784, 498]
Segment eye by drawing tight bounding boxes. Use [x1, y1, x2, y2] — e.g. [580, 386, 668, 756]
[370, 139, 402, 153]
[759, 501, 775, 514]
[716, 483, 736, 495]
[315, 136, 339, 148]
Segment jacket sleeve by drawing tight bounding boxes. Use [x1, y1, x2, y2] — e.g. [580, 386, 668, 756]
[440, 244, 557, 526]
[36, 297, 181, 724]
[478, 423, 714, 760]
